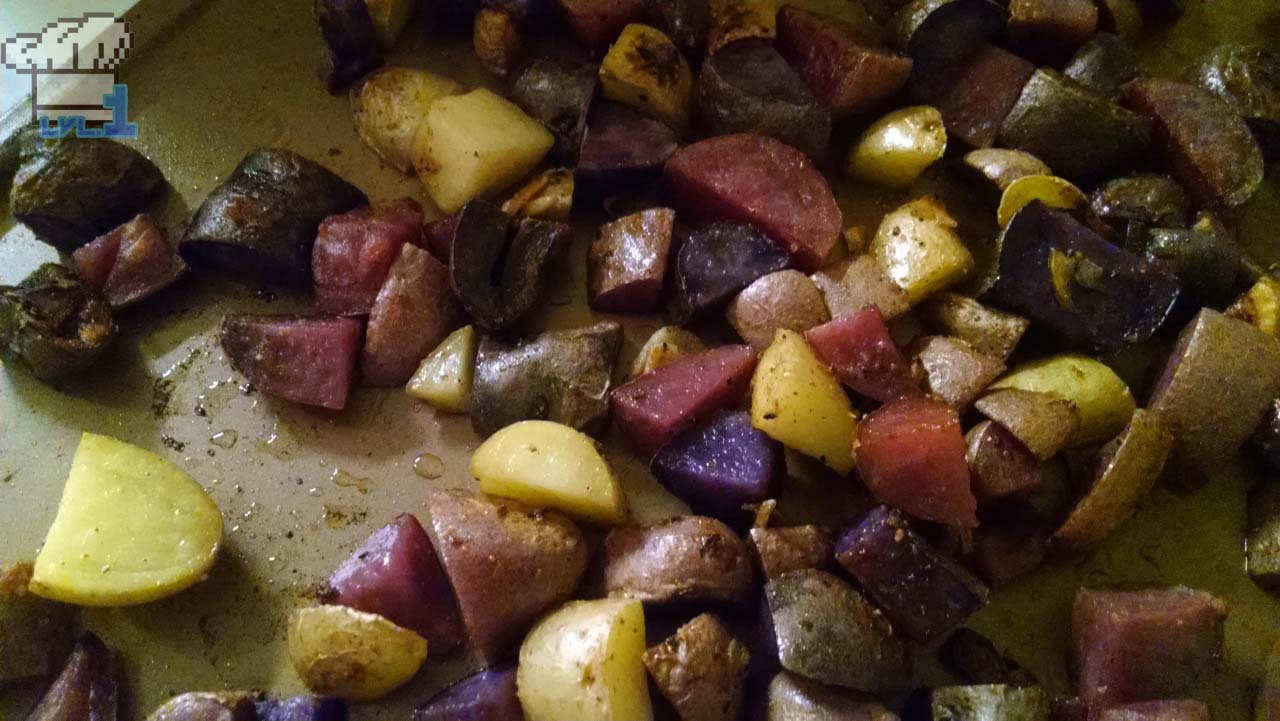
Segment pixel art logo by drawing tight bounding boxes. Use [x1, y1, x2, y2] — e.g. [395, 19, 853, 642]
[0, 13, 137, 139]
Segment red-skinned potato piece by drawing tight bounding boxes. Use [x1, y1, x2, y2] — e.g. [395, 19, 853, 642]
[588, 207, 674, 314]
[362, 243, 460, 387]
[1123, 77, 1265, 211]
[326, 513, 462, 654]
[26, 633, 118, 721]
[554, 0, 646, 53]
[72, 214, 186, 309]
[427, 491, 588, 663]
[805, 308, 920, 403]
[663, 134, 842, 272]
[422, 213, 458, 264]
[776, 6, 913, 120]
[835, 505, 988, 642]
[1071, 586, 1226, 708]
[611, 344, 758, 456]
[855, 395, 977, 527]
[312, 198, 423, 316]
[220, 315, 362, 410]
[933, 44, 1035, 149]
[604, 516, 755, 606]
[965, 420, 1043, 506]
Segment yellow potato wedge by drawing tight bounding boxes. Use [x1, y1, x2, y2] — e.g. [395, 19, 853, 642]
[351, 67, 462, 174]
[1227, 276, 1280, 338]
[846, 106, 947, 190]
[997, 174, 1087, 227]
[288, 605, 427, 701]
[30, 433, 222, 607]
[471, 420, 629, 524]
[870, 197, 974, 306]
[501, 167, 575, 220]
[517, 599, 653, 721]
[628, 326, 706, 379]
[412, 88, 554, 213]
[989, 354, 1135, 446]
[406, 325, 478, 413]
[752, 330, 858, 474]
[599, 24, 693, 132]
[365, 0, 413, 48]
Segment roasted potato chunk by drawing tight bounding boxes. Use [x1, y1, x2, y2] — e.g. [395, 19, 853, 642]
[287, 605, 427, 701]
[644, 614, 749, 721]
[604, 516, 754, 606]
[351, 67, 461, 174]
[599, 24, 693, 131]
[847, 106, 948, 189]
[870, 197, 974, 305]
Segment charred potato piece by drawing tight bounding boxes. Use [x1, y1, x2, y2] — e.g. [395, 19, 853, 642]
[351, 67, 462, 174]
[918, 293, 1028, 361]
[629, 325, 706, 378]
[180, 148, 366, 286]
[473, 9, 523, 77]
[0, 264, 116, 381]
[749, 526, 836, 580]
[0, 563, 75, 684]
[604, 516, 754, 606]
[10, 135, 165, 252]
[600, 24, 693, 131]
[974, 389, 1079, 460]
[643, 614, 749, 721]
[907, 335, 1005, 410]
[511, 54, 599, 165]
[471, 321, 622, 437]
[1051, 409, 1172, 553]
[763, 569, 910, 692]
[589, 208, 675, 314]
[727, 270, 831, 351]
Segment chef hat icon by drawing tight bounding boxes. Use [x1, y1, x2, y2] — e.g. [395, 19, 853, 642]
[1, 13, 131, 74]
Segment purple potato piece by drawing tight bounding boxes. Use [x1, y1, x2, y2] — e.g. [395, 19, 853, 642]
[697, 40, 831, 159]
[749, 526, 836, 581]
[893, 0, 1008, 105]
[1136, 226, 1241, 309]
[27, 633, 117, 721]
[834, 506, 988, 642]
[1253, 399, 1280, 473]
[413, 666, 523, 721]
[147, 693, 258, 721]
[470, 321, 622, 437]
[1071, 586, 1226, 707]
[965, 420, 1043, 506]
[588, 207, 675, 314]
[361, 243, 460, 386]
[180, 149, 367, 286]
[763, 569, 911, 692]
[71, 214, 187, 309]
[669, 222, 792, 323]
[220, 315, 362, 410]
[254, 697, 348, 721]
[510, 54, 598, 165]
[765, 671, 902, 721]
[448, 200, 570, 332]
[989, 201, 1180, 353]
[1007, 0, 1098, 63]
[314, 0, 384, 93]
[326, 514, 463, 654]
[0, 562, 75, 684]
[931, 44, 1035, 149]
[940, 629, 1036, 686]
[650, 410, 782, 523]
[604, 516, 755, 606]
[646, 0, 708, 55]
[1063, 33, 1139, 99]
[576, 103, 680, 194]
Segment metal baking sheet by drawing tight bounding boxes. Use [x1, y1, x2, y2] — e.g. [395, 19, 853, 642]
[1, 0, 1279, 718]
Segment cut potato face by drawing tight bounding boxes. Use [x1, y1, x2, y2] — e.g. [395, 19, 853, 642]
[870, 197, 974, 305]
[990, 354, 1135, 446]
[846, 105, 947, 190]
[517, 599, 653, 721]
[288, 605, 427, 701]
[997, 174, 1087, 227]
[412, 88, 554, 213]
[471, 420, 629, 524]
[752, 330, 858, 474]
[31, 433, 222, 607]
[364, 0, 413, 49]
[351, 67, 462, 174]
[407, 325, 478, 413]
[628, 326, 706, 379]
[599, 24, 693, 132]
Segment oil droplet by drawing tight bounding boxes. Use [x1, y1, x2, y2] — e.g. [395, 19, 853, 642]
[331, 469, 372, 494]
[413, 454, 445, 479]
[210, 430, 238, 449]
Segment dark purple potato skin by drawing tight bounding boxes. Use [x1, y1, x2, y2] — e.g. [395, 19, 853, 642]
[971, 505, 1050, 586]
[697, 40, 831, 159]
[576, 103, 680, 194]
[27, 633, 117, 721]
[1253, 399, 1280, 473]
[255, 696, 349, 721]
[651, 410, 781, 524]
[932, 44, 1035, 149]
[588, 208, 675, 314]
[149, 693, 258, 721]
[989, 201, 1180, 353]
[510, 54, 598, 164]
[834, 506, 988, 642]
[326, 513, 463, 654]
[449, 200, 570, 332]
[180, 149, 367, 286]
[940, 628, 1036, 685]
[314, 0, 384, 93]
[414, 667, 523, 721]
[899, 0, 1009, 104]
[670, 222, 792, 323]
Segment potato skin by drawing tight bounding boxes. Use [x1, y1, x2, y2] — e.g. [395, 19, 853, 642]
[351, 67, 462, 173]
[287, 605, 427, 701]
[749, 526, 836, 580]
[0, 563, 75, 684]
[643, 614, 749, 721]
[973, 388, 1079, 461]
[918, 293, 1028, 361]
[604, 516, 754, 606]
[727, 270, 831, 351]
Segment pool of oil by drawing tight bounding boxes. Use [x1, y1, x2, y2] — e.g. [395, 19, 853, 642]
[0, 0, 1277, 719]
